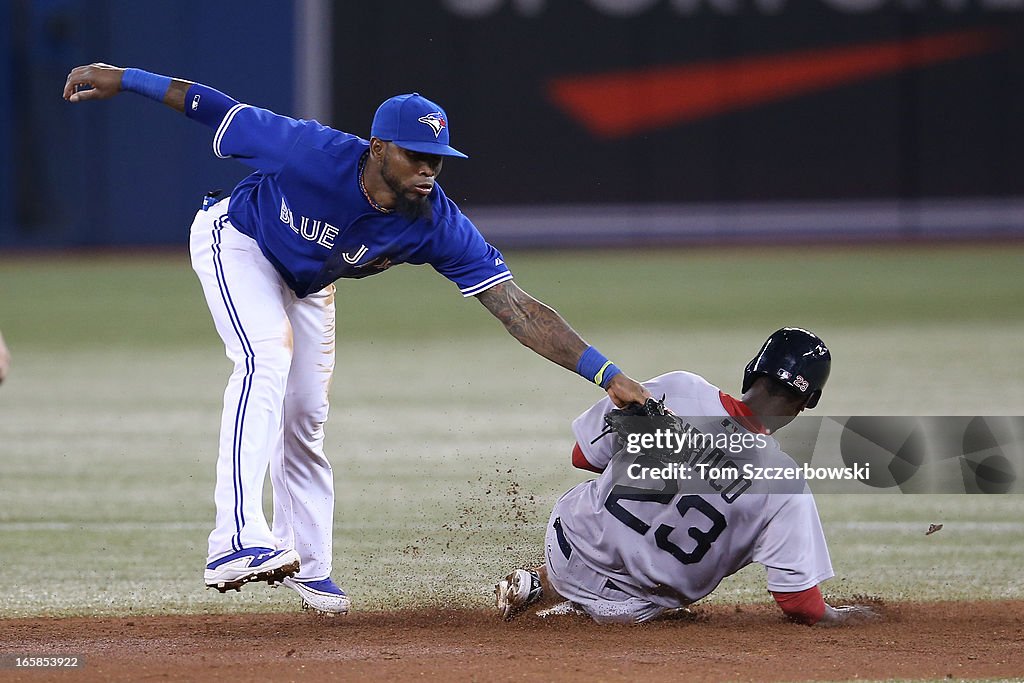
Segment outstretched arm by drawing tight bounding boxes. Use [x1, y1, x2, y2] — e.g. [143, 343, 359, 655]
[64, 63, 246, 137]
[476, 281, 650, 407]
[63, 63, 293, 172]
[64, 63, 191, 112]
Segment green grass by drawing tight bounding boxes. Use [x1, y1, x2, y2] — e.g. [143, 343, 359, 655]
[0, 244, 1022, 617]
[3, 243, 1022, 349]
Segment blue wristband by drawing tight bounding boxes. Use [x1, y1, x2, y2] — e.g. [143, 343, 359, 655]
[121, 68, 172, 102]
[576, 346, 622, 389]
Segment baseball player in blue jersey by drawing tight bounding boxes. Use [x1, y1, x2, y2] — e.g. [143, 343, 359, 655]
[497, 328, 877, 626]
[63, 63, 651, 615]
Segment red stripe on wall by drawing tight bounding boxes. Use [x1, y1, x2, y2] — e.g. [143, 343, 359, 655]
[547, 28, 1006, 138]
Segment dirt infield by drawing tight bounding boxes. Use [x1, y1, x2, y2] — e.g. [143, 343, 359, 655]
[2, 600, 1022, 682]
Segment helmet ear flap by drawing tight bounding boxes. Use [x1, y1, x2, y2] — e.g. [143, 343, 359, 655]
[805, 390, 822, 410]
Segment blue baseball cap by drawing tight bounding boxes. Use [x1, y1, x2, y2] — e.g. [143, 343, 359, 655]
[370, 93, 468, 159]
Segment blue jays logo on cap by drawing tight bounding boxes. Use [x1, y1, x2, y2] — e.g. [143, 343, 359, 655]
[371, 93, 468, 159]
[417, 112, 446, 138]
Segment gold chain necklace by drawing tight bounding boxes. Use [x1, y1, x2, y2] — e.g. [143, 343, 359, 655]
[358, 152, 393, 214]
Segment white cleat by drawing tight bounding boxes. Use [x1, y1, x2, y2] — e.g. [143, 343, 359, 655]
[282, 577, 351, 615]
[204, 548, 300, 593]
[495, 568, 543, 621]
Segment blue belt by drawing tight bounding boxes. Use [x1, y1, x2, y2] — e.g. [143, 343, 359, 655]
[553, 517, 572, 560]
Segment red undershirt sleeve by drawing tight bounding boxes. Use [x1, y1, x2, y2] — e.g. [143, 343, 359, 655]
[572, 442, 604, 473]
[771, 585, 827, 625]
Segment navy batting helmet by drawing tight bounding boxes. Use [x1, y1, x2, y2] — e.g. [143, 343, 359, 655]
[742, 328, 831, 409]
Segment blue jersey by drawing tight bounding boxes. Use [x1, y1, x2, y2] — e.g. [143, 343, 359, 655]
[207, 103, 512, 298]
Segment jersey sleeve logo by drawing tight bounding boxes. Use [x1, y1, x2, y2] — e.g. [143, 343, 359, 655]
[417, 112, 447, 138]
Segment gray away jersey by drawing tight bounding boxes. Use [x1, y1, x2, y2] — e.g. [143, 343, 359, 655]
[557, 371, 834, 609]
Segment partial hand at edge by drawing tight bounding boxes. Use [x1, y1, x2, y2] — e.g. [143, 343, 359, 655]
[603, 373, 651, 408]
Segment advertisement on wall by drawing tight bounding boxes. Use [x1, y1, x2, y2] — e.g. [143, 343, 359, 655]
[332, 1, 1023, 242]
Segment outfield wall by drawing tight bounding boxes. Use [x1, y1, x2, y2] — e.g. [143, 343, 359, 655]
[1, 0, 1022, 248]
[332, 2, 1024, 208]
[0, 0, 294, 249]
[331, 2, 1024, 245]
[469, 197, 1024, 248]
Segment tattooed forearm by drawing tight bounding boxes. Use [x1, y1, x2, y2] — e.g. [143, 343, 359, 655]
[476, 282, 588, 371]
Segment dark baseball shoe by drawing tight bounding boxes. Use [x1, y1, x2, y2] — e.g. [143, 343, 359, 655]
[495, 568, 543, 621]
[282, 577, 351, 615]
[204, 547, 300, 592]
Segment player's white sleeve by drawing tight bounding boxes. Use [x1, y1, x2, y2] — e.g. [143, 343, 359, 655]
[753, 486, 836, 592]
[570, 393, 618, 471]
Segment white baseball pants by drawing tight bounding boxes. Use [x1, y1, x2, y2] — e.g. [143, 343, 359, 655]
[545, 502, 668, 624]
[190, 199, 336, 581]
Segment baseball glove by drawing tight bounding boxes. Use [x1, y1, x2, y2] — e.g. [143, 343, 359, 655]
[592, 395, 683, 447]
